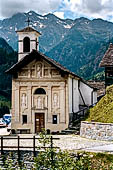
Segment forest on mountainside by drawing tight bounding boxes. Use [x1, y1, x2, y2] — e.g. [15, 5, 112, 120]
[0, 38, 17, 116]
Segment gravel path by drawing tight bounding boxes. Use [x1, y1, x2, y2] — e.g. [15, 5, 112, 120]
[0, 134, 113, 153]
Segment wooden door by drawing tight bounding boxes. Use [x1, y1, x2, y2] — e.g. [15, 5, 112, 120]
[35, 113, 45, 133]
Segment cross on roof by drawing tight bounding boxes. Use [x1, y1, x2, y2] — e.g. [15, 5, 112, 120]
[25, 17, 32, 27]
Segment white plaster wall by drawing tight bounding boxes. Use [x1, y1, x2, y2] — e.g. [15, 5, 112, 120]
[68, 77, 79, 113]
[68, 77, 72, 113]
[93, 91, 97, 104]
[73, 79, 79, 112]
[17, 32, 39, 60]
[79, 81, 93, 106]
[79, 82, 97, 106]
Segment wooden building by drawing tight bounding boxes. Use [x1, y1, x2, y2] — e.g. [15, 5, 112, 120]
[100, 43, 113, 88]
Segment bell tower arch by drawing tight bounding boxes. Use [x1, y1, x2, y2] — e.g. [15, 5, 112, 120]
[16, 26, 41, 61]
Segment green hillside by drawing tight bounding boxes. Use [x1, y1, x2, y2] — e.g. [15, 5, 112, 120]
[87, 85, 113, 123]
[0, 38, 17, 95]
[0, 38, 17, 116]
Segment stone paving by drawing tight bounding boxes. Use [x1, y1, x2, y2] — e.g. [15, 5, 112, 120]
[0, 134, 113, 153]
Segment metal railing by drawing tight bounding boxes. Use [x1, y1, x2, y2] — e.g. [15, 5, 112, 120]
[69, 104, 96, 123]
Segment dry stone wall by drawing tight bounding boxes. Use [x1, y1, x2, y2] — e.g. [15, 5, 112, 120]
[80, 121, 113, 141]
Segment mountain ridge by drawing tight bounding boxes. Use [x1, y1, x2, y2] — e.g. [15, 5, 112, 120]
[0, 11, 113, 79]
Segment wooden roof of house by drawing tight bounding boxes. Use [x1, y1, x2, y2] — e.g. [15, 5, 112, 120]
[16, 26, 41, 35]
[100, 43, 113, 67]
[88, 81, 105, 97]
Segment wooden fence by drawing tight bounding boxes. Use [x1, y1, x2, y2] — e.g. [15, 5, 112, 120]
[0, 136, 59, 160]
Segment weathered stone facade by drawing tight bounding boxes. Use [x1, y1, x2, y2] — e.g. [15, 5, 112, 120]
[6, 26, 97, 134]
[80, 121, 113, 141]
[11, 59, 69, 133]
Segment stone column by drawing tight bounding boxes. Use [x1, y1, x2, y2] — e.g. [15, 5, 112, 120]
[65, 83, 69, 126]
[27, 85, 32, 123]
[60, 83, 66, 123]
[47, 85, 52, 123]
[15, 83, 20, 122]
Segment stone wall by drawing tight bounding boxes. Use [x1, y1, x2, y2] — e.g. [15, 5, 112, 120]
[80, 121, 113, 141]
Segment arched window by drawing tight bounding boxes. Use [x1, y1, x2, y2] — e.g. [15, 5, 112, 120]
[34, 88, 46, 95]
[23, 37, 30, 52]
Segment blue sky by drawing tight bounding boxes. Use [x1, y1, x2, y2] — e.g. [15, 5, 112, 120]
[0, 0, 113, 21]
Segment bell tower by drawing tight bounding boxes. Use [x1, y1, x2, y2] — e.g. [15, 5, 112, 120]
[16, 18, 41, 61]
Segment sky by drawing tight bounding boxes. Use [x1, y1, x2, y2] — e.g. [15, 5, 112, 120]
[0, 0, 113, 22]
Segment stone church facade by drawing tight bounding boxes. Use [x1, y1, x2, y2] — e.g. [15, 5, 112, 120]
[7, 26, 97, 134]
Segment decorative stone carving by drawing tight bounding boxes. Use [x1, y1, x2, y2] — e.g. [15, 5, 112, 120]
[31, 69, 35, 77]
[37, 64, 42, 78]
[52, 69, 59, 76]
[19, 70, 28, 77]
[53, 93, 59, 108]
[37, 96, 43, 109]
[21, 93, 27, 108]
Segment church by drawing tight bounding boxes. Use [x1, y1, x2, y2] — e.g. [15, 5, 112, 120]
[6, 24, 97, 134]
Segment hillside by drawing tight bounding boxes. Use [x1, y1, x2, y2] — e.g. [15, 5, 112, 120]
[0, 11, 113, 79]
[0, 38, 17, 97]
[87, 85, 113, 123]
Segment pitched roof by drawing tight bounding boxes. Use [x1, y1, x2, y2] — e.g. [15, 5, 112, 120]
[6, 50, 97, 90]
[6, 50, 80, 78]
[100, 43, 113, 67]
[16, 26, 41, 35]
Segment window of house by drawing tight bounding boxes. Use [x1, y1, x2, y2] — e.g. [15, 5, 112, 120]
[53, 115, 57, 124]
[22, 115, 27, 124]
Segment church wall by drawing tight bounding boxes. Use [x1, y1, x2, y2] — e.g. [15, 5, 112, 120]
[73, 79, 79, 112]
[79, 81, 97, 106]
[93, 91, 97, 104]
[68, 77, 79, 113]
[11, 60, 69, 133]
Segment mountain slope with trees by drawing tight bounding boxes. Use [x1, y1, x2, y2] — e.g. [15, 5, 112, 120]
[1, 11, 113, 82]
[0, 38, 17, 97]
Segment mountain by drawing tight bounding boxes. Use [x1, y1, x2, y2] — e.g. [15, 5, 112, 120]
[0, 11, 74, 52]
[46, 18, 113, 79]
[0, 38, 17, 98]
[0, 11, 113, 79]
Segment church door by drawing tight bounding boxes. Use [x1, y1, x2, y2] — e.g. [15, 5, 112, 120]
[35, 113, 45, 133]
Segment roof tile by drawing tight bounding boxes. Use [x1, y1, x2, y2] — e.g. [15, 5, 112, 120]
[100, 43, 113, 67]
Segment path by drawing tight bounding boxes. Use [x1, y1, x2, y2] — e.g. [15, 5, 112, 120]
[0, 133, 113, 153]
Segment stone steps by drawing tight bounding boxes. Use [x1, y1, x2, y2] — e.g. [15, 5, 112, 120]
[60, 126, 80, 135]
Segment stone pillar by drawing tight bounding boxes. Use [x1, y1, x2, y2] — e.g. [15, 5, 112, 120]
[47, 85, 52, 123]
[15, 83, 20, 122]
[11, 80, 15, 124]
[65, 83, 69, 126]
[60, 83, 66, 123]
[27, 85, 32, 123]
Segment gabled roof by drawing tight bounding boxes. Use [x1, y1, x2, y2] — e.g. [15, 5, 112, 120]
[6, 50, 97, 90]
[100, 43, 113, 67]
[16, 26, 41, 35]
[6, 50, 80, 78]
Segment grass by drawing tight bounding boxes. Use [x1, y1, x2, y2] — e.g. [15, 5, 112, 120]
[75, 152, 113, 170]
[87, 152, 113, 169]
[86, 85, 113, 123]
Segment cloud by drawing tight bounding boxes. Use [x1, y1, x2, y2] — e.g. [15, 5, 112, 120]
[0, 0, 113, 22]
[61, 0, 113, 21]
[54, 12, 64, 19]
[0, 0, 62, 18]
